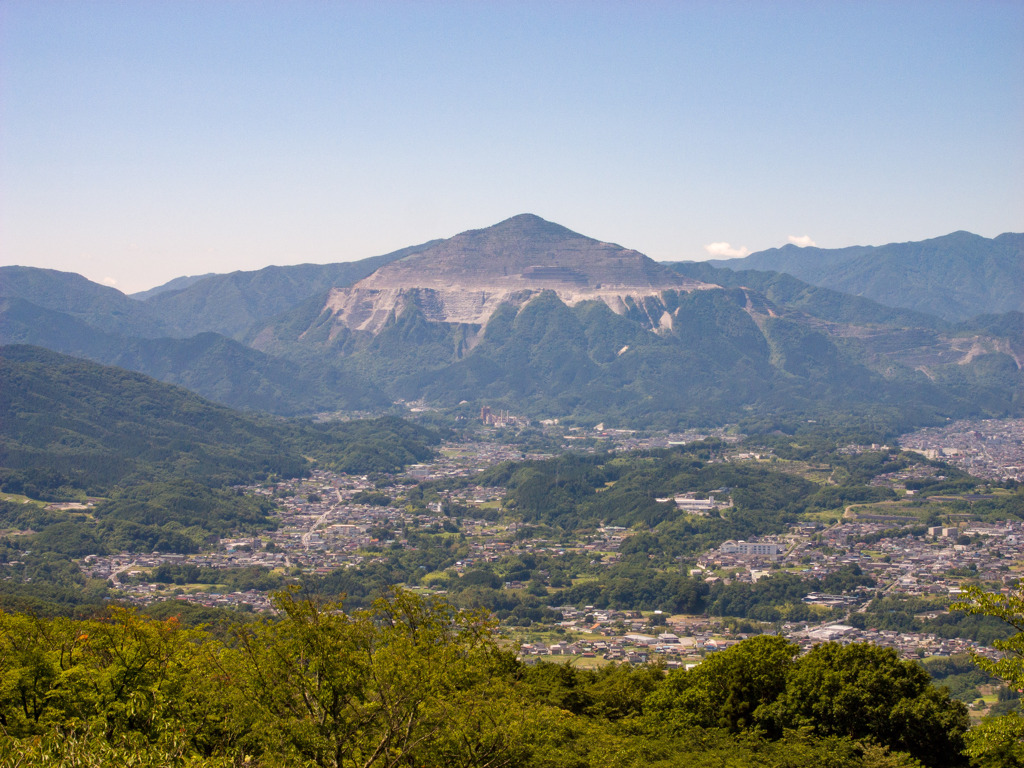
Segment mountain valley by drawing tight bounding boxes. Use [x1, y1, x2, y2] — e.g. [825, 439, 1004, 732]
[2, 218, 1024, 768]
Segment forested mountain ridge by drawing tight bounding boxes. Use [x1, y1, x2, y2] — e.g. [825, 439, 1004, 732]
[0, 265, 167, 337]
[665, 261, 1024, 418]
[665, 260, 949, 330]
[136, 239, 441, 338]
[0, 345, 443, 499]
[128, 272, 218, 300]
[3, 219, 1022, 430]
[705, 230, 1024, 322]
[0, 297, 386, 415]
[0, 244, 441, 416]
[1, 241, 438, 342]
[0, 344, 309, 496]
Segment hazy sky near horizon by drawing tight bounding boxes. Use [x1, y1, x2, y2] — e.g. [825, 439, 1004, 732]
[2, 1, 1022, 294]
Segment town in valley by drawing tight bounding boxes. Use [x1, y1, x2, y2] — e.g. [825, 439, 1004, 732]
[48, 413, 1024, 715]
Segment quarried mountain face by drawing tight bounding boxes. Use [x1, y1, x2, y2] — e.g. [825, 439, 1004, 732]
[318, 214, 714, 334]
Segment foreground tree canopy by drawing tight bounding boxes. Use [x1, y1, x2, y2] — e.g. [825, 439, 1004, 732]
[953, 586, 1024, 768]
[0, 589, 973, 768]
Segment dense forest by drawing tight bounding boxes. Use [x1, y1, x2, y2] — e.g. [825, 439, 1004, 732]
[0, 346, 445, 499]
[0, 589, 984, 768]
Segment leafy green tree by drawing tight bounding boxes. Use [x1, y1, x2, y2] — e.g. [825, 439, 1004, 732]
[0, 607, 227, 754]
[761, 643, 969, 768]
[954, 588, 1024, 695]
[226, 587, 539, 768]
[953, 586, 1024, 767]
[642, 635, 797, 734]
[584, 662, 664, 722]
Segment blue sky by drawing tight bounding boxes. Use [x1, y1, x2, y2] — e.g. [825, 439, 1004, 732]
[2, 1, 1022, 293]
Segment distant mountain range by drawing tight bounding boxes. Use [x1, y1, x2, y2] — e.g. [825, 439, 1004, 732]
[707, 231, 1024, 322]
[1, 216, 1021, 431]
[0, 244, 434, 414]
[0, 296, 387, 416]
[138, 241, 440, 339]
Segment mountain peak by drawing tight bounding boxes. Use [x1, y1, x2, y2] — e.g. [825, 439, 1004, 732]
[321, 215, 713, 333]
[483, 213, 583, 238]
[360, 214, 685, 291]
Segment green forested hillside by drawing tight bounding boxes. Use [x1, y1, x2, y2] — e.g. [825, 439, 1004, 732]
[0, 345, 308, 497]
[106, 332, 388, 415]
[0, 266, 167, 337]
[294, 415, 443, 474]
[0, 298, 389, 415]
[476, 441, 903, 538]
[0, 346, 442, 498]
[0, 590, 972, 768]
[666, 265, 1024, 426]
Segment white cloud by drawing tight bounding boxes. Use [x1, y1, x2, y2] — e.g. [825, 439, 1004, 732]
[704, 241, 750, 258]
[787, 235, 816, 247]
[101, 276, 119, 287]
